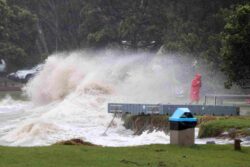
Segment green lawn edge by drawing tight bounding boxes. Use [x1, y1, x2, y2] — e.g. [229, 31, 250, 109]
[0, 144, 250, 167]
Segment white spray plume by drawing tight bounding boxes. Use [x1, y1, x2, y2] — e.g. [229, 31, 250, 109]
[0, 50, 241, 146]
[25, 51, 204, 105]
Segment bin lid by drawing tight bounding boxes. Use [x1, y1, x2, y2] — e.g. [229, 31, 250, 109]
[169, 108, 197, 122]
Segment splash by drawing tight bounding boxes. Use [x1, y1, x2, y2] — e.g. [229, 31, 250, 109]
[25, 51, 199, 105]
[0, 50, 242, 146]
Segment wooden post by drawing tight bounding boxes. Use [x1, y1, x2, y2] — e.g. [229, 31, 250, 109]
[234, 139, 242, 151]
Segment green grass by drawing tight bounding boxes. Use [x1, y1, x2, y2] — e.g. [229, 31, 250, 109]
[0, 144, 250, 167]
[199, 117, 250, 138]
[123, 115, 250, 138]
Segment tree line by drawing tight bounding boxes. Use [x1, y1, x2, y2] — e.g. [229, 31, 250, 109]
[0, 0, 249, 88]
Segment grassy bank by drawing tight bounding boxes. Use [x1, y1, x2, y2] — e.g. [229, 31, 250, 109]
[123, 115, 250, 138]
[199, 117, 250, 138]
[0, 144, 250, 167]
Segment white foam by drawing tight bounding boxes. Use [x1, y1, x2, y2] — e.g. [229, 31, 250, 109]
[0, 51, 245, 146]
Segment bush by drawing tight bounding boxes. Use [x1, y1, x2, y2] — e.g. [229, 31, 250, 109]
[198, 117, 250, 138]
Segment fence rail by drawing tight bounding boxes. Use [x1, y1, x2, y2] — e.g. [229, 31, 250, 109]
[108, 103, 240, 116]
[204, 94, 250, 105]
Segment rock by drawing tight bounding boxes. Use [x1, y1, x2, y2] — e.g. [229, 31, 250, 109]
[206, 141, 216, 144]
[219, 131, 229, 138]
[221, 131, 229, 135]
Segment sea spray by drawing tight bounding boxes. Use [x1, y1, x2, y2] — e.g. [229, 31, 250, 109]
[25, 51, 201, 105]
[0, 50, 239, 146]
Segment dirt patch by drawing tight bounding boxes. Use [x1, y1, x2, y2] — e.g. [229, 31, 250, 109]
[120, 159, 142, 166]
[123, 115, 169, 135]
[55, 138, 98, 146]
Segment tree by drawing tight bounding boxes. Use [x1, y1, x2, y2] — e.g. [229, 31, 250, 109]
[220, 4, 250, 88]
[2, 0, 248, 73]
[79, 0, 165, 51]
[8, 0, 85, 53]
[118, 0, 165, 51]
[0, 0, 38, 70]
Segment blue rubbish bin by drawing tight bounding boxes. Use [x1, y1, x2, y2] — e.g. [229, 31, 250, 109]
[169, 108, 197, 146]
[169, 108, 197, 130]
